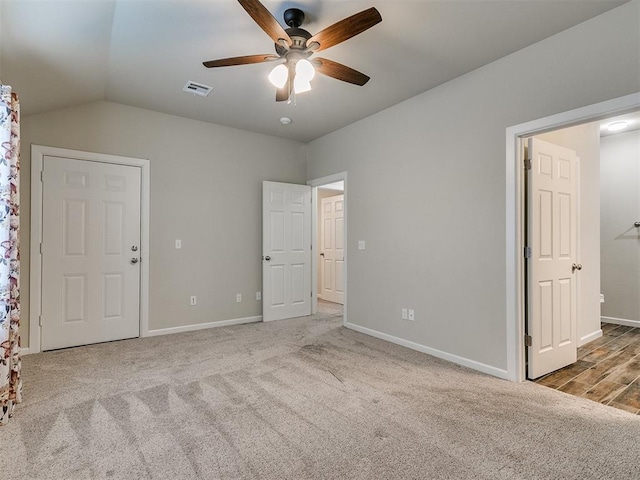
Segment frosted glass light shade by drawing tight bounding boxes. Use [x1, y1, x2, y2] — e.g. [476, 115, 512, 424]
[268, 64, 288, 88]
[295, 59, 315, 82]
[294, 77, 311, 94]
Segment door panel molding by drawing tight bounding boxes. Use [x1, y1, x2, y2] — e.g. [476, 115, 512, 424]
[30, 145, 150, 354]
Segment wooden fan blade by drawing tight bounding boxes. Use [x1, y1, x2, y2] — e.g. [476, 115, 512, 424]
[238, 0, 292, 46]
[314, 58, 370, 86]
[203, 54, 278, 68]
[307, 7, 382, 52]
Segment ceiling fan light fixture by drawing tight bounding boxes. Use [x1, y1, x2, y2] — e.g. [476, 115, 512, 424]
[268, 64, 289, 88]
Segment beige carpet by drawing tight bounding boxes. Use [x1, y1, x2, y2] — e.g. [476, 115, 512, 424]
[2, 311, 639, 479]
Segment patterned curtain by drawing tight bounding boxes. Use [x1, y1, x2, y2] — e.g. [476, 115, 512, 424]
[0, 85, 21, 425]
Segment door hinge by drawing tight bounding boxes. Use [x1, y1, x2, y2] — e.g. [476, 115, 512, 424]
[524, 334, 532, 347]
[40, 170, 44, 182]
[524, 246, 532, 258]
[40, 242, 43, 254]
[524, 158, 532, 170]
[39, 315, 43, 327]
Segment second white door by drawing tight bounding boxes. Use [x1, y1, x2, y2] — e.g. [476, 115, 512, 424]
[527, 138, 579, 379]
[320, 194, 344, 304]
[41, 156, 141, 350]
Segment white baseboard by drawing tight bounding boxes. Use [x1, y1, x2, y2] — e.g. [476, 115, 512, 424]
[579, 329, 602, 347]
[20, 347, 31, 356]
[145, 315, 262, 337]
[601, 316, 640, 328]
[345, 322, 510, 380]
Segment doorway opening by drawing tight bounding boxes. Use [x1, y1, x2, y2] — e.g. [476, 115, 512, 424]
[506, 92, 640, 383]
[526, 111, 640, 414]
[308, 173, 347, 324]
[507, 93, 640, 413]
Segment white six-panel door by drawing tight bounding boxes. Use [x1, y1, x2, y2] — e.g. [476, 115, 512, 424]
[41, 156, 141, 350]
[262, 181, 311, 322]
[320, 194, 344, 304]
[527, 138, 579, 379]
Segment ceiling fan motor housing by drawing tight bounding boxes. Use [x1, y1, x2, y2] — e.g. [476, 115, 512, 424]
[275, 27, 311, 55]
[283, 8, 305, 28]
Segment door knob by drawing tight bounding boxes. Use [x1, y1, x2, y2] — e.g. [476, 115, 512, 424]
[320, 253, 325, 257]
[131, 245, 139, 252]
[572, 263, 582, 273]
[264, 256, 271, 261]
[131, 258, 139, 264]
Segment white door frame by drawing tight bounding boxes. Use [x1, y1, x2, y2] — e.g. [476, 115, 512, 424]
[29, 145, 151, 354]
[308, 172, 347, 326]
[506, 93, 640, 382]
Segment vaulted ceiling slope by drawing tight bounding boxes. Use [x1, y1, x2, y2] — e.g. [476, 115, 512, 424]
[0, 0, 628, 142]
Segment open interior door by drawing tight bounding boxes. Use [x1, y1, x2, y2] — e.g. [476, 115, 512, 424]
[262, 181, 312, 321]
[527, 138, 579, 379]
[320, 194, 344, 304]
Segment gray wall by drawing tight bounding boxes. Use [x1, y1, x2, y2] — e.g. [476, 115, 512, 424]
[21, 101, 306, 346]
[306, 2, 640, 372]
[537, 123, 602, 344]
[600, 129, 640, 324]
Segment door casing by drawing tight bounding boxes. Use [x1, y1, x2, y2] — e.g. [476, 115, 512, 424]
[506, 93, 640, 382]
[30, 145, 150, 354]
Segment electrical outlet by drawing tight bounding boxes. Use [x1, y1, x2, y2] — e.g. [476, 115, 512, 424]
[190, 296, 197, 306]
[256, 291, 262, 301]
[408, 309, 415, 321]
[175, 239, 182, 249]
[236, 293, 242, 303]
[358, 240, 366, 250]
[401, 308, 408, 320]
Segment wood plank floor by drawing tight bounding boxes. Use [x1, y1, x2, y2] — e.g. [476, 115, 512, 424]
[535, 323, 640, 415]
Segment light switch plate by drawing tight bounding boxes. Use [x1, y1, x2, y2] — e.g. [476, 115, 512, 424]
[358, 240, 366, 250]
[175, 239, 182, 249]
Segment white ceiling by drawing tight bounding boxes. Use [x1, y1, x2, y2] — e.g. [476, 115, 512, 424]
[0, 0, 628, 143]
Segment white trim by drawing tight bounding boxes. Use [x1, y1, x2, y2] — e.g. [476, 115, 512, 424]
[146, 315, 262, 337]
[346, 322, 510, 380]
[19, 348, 31, 356]
[580, 329, 602, 347]
[307, 172, 348, 327]
[601, 316, 640, 328]
[506, 93, 640, 382]
[29, 145, 151, 354]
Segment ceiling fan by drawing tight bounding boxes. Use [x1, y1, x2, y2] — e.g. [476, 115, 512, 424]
[202, 0, 382, 102]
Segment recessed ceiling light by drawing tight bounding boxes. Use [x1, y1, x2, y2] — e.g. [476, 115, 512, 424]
[607, 121, 628, 132]
[280, 117, 292, 125]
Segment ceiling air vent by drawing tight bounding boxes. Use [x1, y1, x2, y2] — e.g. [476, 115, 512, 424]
[183, 81, 213, 97]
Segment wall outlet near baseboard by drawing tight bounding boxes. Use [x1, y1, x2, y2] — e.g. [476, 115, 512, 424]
[190, 296, 197, 306]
